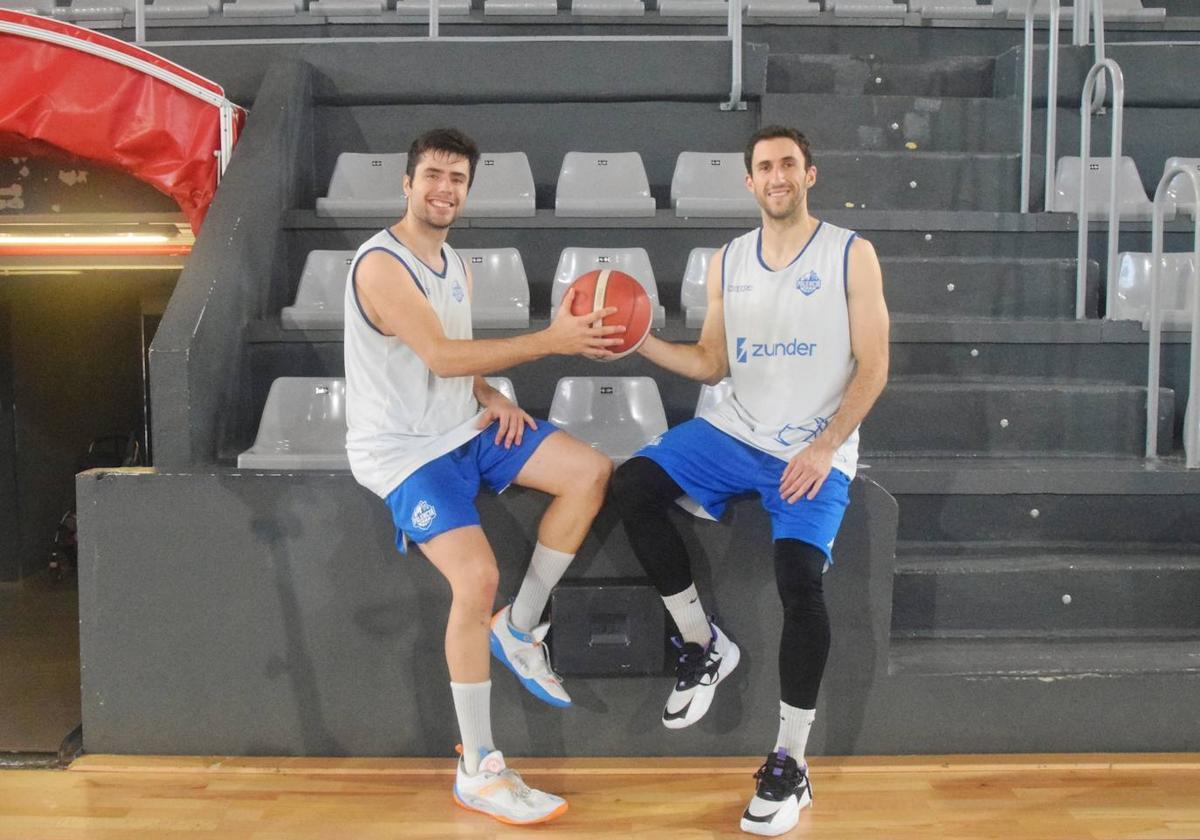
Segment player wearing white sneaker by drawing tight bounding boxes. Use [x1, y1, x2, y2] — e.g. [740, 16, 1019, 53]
[454, 747, 568, 825]
[662, 621, 740, 729]
[489, 604, 571, 708]
[347, 128, 623, 823]
[611, 126, 889, 833]
[740, 748, 812, 836]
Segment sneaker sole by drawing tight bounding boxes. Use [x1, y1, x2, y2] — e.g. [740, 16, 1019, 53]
[488, 632, 572, 709]
[739, 790, 811, 836]
[453, 789, 569, 825]
[661, 639, 741, 730]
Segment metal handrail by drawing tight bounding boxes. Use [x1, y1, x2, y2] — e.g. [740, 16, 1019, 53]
[1020, 0, 1060, 213]
[1145, 166, 1200, 467]
[1074, 58, 1123, 320]
[722, 0, 745, 111]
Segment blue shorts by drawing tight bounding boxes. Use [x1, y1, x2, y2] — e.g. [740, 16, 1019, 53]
[635, 418, 851, 560]
[385, 419, 559, 553]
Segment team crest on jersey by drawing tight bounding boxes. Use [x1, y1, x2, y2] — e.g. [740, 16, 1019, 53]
[796, 271, 821, 296]
[451, 280, 465, 303]
[411, 500, 437, 531]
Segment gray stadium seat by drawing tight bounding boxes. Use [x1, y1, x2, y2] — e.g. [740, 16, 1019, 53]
[554, 152, 656, 218]
[457, 248, 531, 329]
[1164, 158, 1200, 219]
[671, 152, 758, 219]
[146, 0, 219, 17]
[1096, 0, 1163, 20]
[657, 0, 727, 14]
[694, 377, 734, 417]
[1113, 252, 1197, 330]
[747, 0, 820, 15]
[395, 0, 471, 14]
[64, 0, 130, 21]
[281, 250, 355, 330]
[461, 153, 536, 218]
[0, 0, 57, 12]
[485, 0, 556, 13]
[316, 153, 407, 218]
[911, 0, 995, 19]
[238, 378, 351, 470]
[681, 247, 718, 329]
[311, 0, 384, 15]
[238, 377, 518, 470]
[223, 0, 304, 16]
[551, 247, 666, 328]
[999, 0, 1072, 19]
[1052, 156, 1164, 220]
[826, 0, 907, 17]
[572, 0, 645, 13]
[548, 377, 668, 464]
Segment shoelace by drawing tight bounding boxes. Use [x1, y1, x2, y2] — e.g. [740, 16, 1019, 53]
[752, 756, 804, 801]
[513, 639, 563, 684]
[673, 640, 715, 688]
[499, 768, 536, 802]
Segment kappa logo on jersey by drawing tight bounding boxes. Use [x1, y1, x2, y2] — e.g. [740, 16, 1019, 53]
[774, 416, 830, 446]
[736, 337, 819, 364]
[411, 500, 437, 531]
[797, 271, 821, 296]
[451, 280, 465, 303]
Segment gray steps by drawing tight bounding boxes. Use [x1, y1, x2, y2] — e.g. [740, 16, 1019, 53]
[892, 543, 1200, 635]
[882, 257, 1096, 318]
[863, 379, 1173, 457]
[763, 93, 1020, 153]
[808, 151, 1021, 212]
[767, 54, 997, 98]
[889, 636, 1200, 677]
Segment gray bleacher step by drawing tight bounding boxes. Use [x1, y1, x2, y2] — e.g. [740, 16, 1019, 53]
[888, 635, 1200, 677]
[862, 379, 1173, 457]
[805, 150, 1022, 212]
[762, 93, 1021, 153]
[882, 257, 1096, 318]
[767, 53, 997, 98]
[891, 544, 1200, 634]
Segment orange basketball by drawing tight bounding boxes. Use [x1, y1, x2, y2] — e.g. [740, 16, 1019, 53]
[568, 269, 653, 361]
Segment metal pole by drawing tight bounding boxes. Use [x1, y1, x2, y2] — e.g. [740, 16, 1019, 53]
[1075, 59, 1122, 320]
[1021, 0, 1035, 213]
[1044, 0, 1061, 212]
[721, 0, 745, 111]
[430, 0, 439, 38]
[1146, 175, 1168, 458]
[135, 0, 146, 44]
[1104, 62, 1123, 318]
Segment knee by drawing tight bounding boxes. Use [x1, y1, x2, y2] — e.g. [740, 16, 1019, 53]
[611, 456, 670, 519]
[452, 556, 500, 606]
[774, 540, 828, 617]
[581, 450, 614, 500]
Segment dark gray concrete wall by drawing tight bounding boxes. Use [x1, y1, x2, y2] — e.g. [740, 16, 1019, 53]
[149, 61, 315, 469]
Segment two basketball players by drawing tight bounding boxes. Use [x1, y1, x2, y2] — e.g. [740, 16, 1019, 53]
[613, 125, 890, 836]
[344, 128, 625, 824]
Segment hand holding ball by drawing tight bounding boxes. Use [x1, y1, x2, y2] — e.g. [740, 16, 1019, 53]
[567, 269, 653, 361]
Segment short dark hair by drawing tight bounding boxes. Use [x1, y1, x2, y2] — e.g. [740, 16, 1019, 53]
[406, 128, 481, 187]
[744, 126, 813, 173]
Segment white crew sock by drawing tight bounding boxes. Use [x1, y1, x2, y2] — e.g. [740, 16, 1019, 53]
[509, 542, 575, 632]
[774, 701, 817, 764]
[662, 583, 711, 646]
[450, 680, 494, 775]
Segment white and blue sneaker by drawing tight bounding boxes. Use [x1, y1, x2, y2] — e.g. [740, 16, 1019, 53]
[662, 621, 740, 729]
[454, 747, 568, 826]
[489, 605, 571, 708]
[739, 749, 812, 836]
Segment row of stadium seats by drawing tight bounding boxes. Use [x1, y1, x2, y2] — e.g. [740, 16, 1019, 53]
[315, 150, 1200, 219]
[317, 151, 758, 219]
[1052, 156, 1200, 219]
[283, 246, 685, 329]
[0, 0, 1167, 22]
[237, 374, 728, 469]
[283, 245, 1195, 330]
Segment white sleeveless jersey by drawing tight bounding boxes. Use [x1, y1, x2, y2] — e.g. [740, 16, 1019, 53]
[344, 228, 483, 498]
[700, 222, 861, 478]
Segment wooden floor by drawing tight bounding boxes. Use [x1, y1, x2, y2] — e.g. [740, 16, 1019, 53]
[2, 754, 1198, 840]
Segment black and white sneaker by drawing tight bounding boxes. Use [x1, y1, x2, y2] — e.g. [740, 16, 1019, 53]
[739, 749, 812, 836]
[661, 621, 740, 730]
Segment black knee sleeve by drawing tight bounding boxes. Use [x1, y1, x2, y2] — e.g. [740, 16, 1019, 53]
[774, 538, 832, 709]
[611, 457, 694, 597]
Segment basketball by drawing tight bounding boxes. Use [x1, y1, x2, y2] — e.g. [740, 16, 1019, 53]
[567, 269, 653, 360]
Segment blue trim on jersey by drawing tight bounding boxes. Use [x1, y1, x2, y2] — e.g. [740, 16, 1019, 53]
[391, 253, 429, 297]
[755, 221, 824, 273]
[351, 246, 407, 337]
[720, 244, 729, 293]
[842, 232, 858, 303]
[385, 227, 449, 278]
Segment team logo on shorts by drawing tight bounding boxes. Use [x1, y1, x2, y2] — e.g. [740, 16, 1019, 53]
[411, 500, 437, 531]
[797, 271, 821, 296]
[451, 280, 465, 303]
